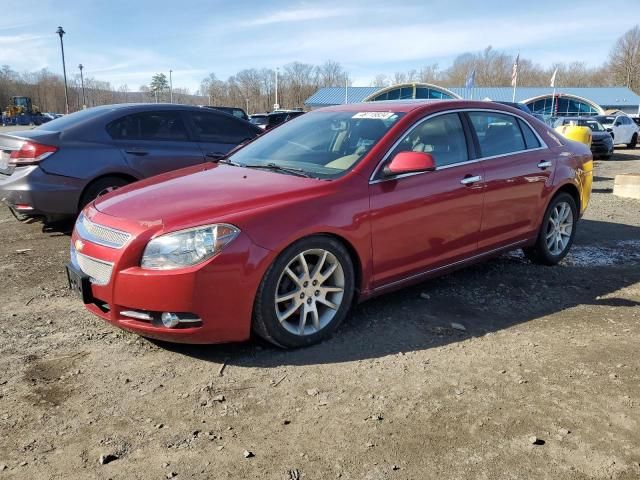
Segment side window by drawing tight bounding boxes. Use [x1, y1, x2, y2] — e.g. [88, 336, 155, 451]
[469, 112, 526, 157]
[107, 112, 188, 141]
[517, 118, 541, 149]
[390, 113, 468, 167]
[189, 112, 253, 143]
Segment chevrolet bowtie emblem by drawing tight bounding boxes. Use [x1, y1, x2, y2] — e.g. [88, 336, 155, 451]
[75, 239, 84, 252]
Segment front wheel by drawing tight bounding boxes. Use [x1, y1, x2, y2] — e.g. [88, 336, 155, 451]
[523, 192, 577, 266]
[252, 236, 355, 348]
[627, 133, 637, 149]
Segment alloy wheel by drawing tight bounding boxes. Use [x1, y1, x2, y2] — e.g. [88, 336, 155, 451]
[545, 201, 573, 256]
[274, 249, 345, 336]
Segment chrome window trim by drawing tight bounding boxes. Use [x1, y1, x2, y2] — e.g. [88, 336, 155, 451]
[76, 213, 132, 249]
[369, 107, 550, 184]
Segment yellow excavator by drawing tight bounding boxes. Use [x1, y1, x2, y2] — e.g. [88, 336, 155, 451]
[2, 96, 46, 126]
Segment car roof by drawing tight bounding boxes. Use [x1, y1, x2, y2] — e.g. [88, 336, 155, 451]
[318, 99, 528, 115]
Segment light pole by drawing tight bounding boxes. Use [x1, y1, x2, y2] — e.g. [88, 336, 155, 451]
[78, 64, 86, 109]
[56, 26, 69, 114]
[169, 69, 173, 103]
[274, 67, 279, 111]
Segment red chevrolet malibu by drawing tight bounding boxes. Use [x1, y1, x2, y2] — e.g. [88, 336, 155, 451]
[67, 100, 592, 348]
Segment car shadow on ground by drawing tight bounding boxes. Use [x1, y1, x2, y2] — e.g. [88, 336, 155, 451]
[610, 150, 640, 161]
[158, 219, 640, 368]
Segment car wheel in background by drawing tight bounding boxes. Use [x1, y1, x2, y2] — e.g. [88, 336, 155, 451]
[252, 236, 355, 348]
[523, 192, 577, 266]
[79, 176, 131, 211]
[627, 133, 637, 149]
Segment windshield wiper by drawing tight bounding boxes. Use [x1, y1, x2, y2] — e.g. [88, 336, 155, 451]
[244, 162, 315, 178]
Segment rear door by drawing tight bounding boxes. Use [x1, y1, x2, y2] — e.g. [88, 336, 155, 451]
[185, 111, 259, 161]
[465, 110, 555, 251]
[107, 110, 205, 177]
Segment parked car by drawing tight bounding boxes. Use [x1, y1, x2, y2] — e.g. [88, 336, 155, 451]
[554, 117, 614, 159]
[0, 103, 261, 221]
[493, 101, 545, 122]
[202, 106, 249, 122]
[250, 110, 305, 130]
[594, 114, 638, 148]
[67, 100, 592, 348]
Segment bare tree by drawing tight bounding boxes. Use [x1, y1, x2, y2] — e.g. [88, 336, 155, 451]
[608, 25, 640, 92]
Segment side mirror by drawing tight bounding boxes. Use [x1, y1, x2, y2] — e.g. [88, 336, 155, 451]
[384, 151, 436, 176]
[614, 122, 621, 127]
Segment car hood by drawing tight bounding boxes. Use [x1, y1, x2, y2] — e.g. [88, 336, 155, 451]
[592, 131, 613, 140]
[94, 163, 324, 229]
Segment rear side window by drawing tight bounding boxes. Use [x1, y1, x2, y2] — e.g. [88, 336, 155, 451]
[188, 112, 255, 143]
[107, 111, 189, 141]
[469, 112, 526, 157]
[517, 119, 541, 149]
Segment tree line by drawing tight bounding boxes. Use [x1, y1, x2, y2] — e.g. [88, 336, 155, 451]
[1, 25, 638, 115]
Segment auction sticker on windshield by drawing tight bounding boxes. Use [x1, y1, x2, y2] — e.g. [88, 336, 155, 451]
[352, 112, 396, 120]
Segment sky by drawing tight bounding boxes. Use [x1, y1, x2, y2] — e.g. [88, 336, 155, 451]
[1, 0, 638, 93]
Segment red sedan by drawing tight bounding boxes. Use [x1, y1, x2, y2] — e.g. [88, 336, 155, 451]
[67, 100, 593, 348]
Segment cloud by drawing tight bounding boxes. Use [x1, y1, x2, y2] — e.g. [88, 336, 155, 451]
[241, 7, 353, 26]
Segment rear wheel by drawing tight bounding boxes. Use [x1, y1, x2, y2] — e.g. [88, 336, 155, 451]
[627, 133, 638, 149]
[523, 192, 577, 266]
[79, 176, 131, 211]
[252, 236, 355, 348]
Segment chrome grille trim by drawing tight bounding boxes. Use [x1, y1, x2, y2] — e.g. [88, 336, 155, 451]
[75, 251, 114, 285]
[76, 213, 131, 249]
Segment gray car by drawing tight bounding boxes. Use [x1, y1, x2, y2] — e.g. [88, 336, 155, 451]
[0, 103, 261, 221]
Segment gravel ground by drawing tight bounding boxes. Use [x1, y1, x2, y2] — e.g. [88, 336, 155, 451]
[0, 149, 639, 480]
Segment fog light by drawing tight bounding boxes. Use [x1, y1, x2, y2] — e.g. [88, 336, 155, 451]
[161, 312, 180, 328]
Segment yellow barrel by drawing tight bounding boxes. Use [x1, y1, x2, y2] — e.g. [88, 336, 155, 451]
[554, 125, 592, 147]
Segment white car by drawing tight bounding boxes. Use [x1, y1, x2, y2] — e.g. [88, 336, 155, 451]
[594, 114, 638, 148]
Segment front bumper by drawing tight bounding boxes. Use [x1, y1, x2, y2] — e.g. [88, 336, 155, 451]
[70, 208, 274, 344]
[0, 166, 84, 218]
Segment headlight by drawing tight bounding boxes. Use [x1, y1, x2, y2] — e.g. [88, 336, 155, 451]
[141, 224, 240, 270]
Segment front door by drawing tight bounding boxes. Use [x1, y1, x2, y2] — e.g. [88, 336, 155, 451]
[369, 112, 485, 288]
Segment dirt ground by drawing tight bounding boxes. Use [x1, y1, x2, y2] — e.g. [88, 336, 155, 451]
[1, 149, 639, 480]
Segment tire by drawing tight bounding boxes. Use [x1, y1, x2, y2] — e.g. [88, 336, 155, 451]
[627, 133, 637, 149]
[79, 176, 131, 211]
[523, 192, 577, 266]
[252, 235, 355, 348]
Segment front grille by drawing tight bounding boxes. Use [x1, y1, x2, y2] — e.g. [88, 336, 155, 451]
[76, 213, 131, 248]
[75, 251, 114, 285]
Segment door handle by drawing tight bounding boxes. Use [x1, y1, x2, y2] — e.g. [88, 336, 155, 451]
[125, 149, 149, 156]
[460, 175, 482, 185]
[205, 152, 225, 159]
[537, 160, 552, 169]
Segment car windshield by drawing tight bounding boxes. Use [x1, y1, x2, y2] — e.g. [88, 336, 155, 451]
[229, 111, 404, 179]
[250, 116, 268, 125]
[34, 107, 106, 131]
[595, 116, 615, 124]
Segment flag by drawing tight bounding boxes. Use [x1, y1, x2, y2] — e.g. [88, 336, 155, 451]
[511, 54, 519, 87]
[550, 67, 558, 88]
[465, 68, 476, 89]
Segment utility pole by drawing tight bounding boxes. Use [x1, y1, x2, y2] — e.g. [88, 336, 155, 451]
[169, 69, 173, 103]
[78, 64, 86, 109]
[274, 67, 279, 110]
[56, 26, 69, 114]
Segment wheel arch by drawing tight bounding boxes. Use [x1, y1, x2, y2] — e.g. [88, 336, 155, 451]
[277, 232, 365, 302]
[77, 172, 139, 211]
[552, 182, 581, 215]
